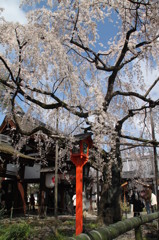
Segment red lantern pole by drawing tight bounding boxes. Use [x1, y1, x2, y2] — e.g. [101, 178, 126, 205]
[71, 134, 93, 236]
[76, 163, 83, 235]
[71, 154, 87, 235]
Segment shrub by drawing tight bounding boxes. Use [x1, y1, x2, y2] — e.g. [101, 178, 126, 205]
[0, 222, 31, 240]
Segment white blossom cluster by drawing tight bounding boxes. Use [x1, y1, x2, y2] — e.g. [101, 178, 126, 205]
[0, 0, 159, 182]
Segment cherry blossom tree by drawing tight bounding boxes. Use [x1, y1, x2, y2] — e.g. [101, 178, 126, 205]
[0, 64, 10, 111]
[0, 0, 159, 223]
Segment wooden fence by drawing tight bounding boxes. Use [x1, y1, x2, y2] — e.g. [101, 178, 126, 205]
[69, 212, 159, 240]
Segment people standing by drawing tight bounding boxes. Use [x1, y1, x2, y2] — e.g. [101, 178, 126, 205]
[72, 194, 76, 214]
[130, 188, 144, 217]
[30, 193, 35, 211]
[142, 187, 152, 214]
[151, 192, 157, 212]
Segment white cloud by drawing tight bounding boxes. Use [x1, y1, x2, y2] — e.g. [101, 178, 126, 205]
[0, 0, 27, 24]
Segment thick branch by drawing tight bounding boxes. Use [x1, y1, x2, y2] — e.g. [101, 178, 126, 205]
[104, 28, 136, 108]
[144, 76, 159, 98]
[0, 79, 15, 90]
[127, 0, 150, 5]
[0, 56, 15, 83]
[120, 134, 159, 145]
[111, 90, 156, 104]
[22, 84, 89, 118]
[135, 34, 159, 49]
[70, 38, 114, 72]
[9, 89, 65, 138]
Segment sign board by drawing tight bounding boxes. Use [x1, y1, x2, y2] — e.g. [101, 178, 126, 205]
[24, 164, 41, 179]
[6, 163, 19, 175]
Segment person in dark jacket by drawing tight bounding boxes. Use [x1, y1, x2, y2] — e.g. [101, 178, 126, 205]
[130, 188, 144, 217]
[30, 194, 35, 211]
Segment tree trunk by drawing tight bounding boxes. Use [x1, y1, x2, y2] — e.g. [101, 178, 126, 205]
[98, 165, 122, 224]
[98, 136, 122, 224]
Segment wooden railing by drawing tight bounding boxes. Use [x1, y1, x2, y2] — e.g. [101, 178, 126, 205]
[69, 212, 159, 240]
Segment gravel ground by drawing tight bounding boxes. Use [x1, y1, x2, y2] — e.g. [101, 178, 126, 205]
[115, 223, 159, 240]
[1, 215, 159, 240]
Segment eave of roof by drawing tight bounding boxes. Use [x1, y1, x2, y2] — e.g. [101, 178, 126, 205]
[74, 132, 93, 141]
[0, 142, 35, 160]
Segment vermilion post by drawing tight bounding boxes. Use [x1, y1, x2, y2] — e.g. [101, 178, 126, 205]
[70, 134, 92, 236]
[76, 164, 83, 235]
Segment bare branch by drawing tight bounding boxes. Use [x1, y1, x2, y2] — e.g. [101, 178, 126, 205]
[111, 90, 156, 104]
[144, 76, 159, 98]
[120, 134, 159, 145]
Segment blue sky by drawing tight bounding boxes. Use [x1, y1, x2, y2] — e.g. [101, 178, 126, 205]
[0, 113, 5, 125]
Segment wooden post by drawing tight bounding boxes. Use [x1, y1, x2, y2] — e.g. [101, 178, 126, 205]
[10, 206, 13, 222]
[54, 139, 58, 218]
[54, 110, 59, 219]
[145, 90, 159, 211]
[135, 226, 143, 240]
[97, 169, 99, 215]
[17, 177, 26, 215]
[150, 108, 159, 229]
[76, 164, 83, 235]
